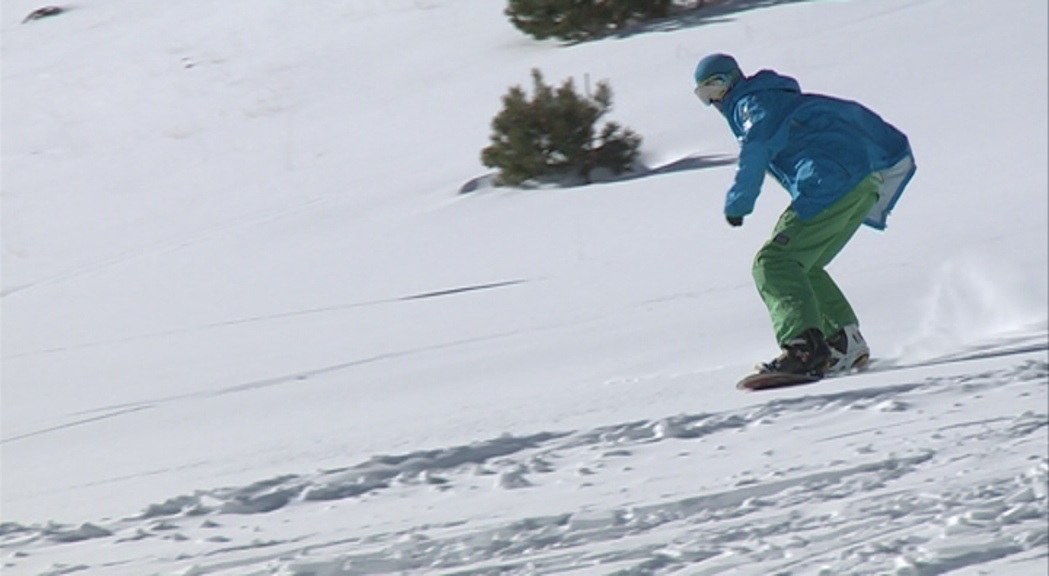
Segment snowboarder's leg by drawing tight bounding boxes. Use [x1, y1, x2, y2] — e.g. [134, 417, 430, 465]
[752, 174, 880, 346]
[808, 176, 880, 335]
[752, 216, 831, 346]
[752, 244, 819, 346]
[810, 270, 858, 337]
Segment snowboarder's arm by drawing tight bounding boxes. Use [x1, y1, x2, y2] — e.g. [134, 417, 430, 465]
[723, 96, 776, 219]
[724, 139, 771, 219]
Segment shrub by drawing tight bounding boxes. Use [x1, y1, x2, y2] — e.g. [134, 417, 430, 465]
[481, 69, 641, 187]
[505, 0, 673, 42]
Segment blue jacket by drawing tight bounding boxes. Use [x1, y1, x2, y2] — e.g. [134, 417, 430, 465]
[718, 70, 915, 229]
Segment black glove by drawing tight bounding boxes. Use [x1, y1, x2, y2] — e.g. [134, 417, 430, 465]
[726, 215, 744, 227]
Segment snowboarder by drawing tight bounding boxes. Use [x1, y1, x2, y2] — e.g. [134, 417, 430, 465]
[693, 53, 916, 379]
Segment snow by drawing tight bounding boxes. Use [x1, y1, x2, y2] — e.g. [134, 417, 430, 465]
[1, 0, 1046, 574]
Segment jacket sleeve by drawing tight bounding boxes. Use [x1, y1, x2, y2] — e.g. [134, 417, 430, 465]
[724, 139, 771, 218]
[724, 96, 775, 218]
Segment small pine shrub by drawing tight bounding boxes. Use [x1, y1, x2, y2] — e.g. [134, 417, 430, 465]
[481, 69, 641, 187]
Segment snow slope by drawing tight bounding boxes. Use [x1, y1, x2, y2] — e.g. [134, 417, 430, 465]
[2, 0, 1046, 574]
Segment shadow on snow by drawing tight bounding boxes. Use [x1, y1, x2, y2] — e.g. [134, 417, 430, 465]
[609, 0, 822, 40]
[459, 153, 737, 194]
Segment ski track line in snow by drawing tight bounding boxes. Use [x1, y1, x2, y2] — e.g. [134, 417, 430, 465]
[2, 279, 532, 361]
[2, 359, 1046, 576]
[0, 197, 328, 301]
[0, 405, 156, 444]
[6, 327, 1044, 447]
[2, 314, 573, 445]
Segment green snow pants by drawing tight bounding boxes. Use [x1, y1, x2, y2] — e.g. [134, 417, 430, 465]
[752, 174, 881, 346]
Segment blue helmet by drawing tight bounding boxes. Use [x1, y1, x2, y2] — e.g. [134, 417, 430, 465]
[694, 53, 742, 86]
[693, 53, 743, 106]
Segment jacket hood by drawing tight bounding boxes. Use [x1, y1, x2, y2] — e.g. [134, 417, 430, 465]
[718, 70, 801, 116]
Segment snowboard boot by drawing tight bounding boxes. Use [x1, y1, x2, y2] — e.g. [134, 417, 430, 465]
[759, 328, 831, 378]
[826, 324, 870, 375]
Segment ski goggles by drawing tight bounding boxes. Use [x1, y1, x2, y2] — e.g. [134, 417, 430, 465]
[694, 74, 729, 106]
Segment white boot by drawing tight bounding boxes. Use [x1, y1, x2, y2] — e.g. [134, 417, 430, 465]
[826, 324, 870, 375]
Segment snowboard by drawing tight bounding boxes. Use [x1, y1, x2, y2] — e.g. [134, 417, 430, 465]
[736, 370, 821, 391]
[737, 358, 872, 391]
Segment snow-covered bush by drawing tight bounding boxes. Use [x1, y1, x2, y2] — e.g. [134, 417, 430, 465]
[481, 69, 641, 187]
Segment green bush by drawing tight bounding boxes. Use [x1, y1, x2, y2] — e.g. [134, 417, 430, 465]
[481, 69, 641, 187]
[505, 0, 673, 42]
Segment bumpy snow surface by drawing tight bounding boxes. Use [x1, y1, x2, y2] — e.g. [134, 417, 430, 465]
[3, 0, 1047, 574]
